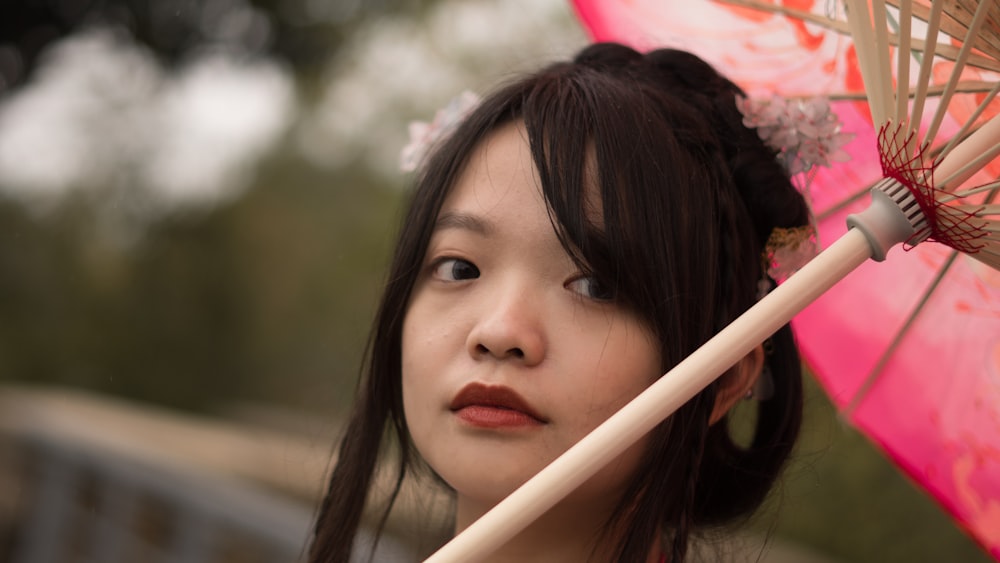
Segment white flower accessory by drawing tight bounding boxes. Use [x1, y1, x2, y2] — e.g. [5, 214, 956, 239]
[736, 95, 854, 176]
[400, 90, 481, 172]
[737, 94, 856, 284]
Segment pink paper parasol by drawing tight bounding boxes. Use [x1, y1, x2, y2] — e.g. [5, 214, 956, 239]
[574, 0, 1000, 557]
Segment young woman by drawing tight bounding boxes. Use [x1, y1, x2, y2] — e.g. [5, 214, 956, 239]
[309, 42, 810, 562]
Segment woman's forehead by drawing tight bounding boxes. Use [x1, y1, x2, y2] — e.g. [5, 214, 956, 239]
[440, 121, 545, 220]
[443, 119, 604, 228]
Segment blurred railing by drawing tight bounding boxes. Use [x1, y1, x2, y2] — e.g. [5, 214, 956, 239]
[0, 385, 415, 563]
[0, 385, 843, 563]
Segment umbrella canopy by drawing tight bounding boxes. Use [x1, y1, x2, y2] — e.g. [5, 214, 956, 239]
[573, 0, 1000, 558]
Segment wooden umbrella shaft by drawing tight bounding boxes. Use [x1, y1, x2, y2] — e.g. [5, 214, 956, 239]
[423, 227, 874, 563]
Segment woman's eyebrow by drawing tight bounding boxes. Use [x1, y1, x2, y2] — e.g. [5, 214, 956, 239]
[433, 211, 494, 235]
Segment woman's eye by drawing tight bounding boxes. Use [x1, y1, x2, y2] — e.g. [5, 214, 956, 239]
[432, 258, 480, 281]
[566, 276, 615, 301]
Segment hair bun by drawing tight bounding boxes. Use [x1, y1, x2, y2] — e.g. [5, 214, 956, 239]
[643, 48, 735, 95]
[573, 42, 643, 71]
[642, 47, 812, 245]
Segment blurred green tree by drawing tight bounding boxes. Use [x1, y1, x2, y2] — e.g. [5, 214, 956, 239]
[0, 0, 433, 92]
[0, 152, 400, 412]
[755, 376, 994, 563]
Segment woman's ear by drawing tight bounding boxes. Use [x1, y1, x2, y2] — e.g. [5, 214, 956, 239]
[709, 345, 765, 425]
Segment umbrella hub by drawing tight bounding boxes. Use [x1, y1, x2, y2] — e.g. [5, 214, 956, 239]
[846, 178, 928, 261]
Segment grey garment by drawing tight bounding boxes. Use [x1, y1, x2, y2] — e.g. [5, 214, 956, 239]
[352, 530, 416, 563]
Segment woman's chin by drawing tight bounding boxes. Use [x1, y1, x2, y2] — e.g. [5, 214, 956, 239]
[446, 473, 532, 511]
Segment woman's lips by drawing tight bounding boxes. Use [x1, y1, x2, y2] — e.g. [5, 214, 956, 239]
[449, 383, 547, 428]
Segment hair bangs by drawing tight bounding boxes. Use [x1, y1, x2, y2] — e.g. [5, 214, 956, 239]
[517, 65, 730, 353]
[517, 69, 653, 317]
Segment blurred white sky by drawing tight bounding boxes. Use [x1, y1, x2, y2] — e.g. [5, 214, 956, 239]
[298, 0, 586, 175]
[0, 0, 585, 214]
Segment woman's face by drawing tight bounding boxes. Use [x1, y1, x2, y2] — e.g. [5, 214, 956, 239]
[401, 121, 662, 513]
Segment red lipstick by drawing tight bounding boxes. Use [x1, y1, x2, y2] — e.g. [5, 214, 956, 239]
[450, 383, 547, 429]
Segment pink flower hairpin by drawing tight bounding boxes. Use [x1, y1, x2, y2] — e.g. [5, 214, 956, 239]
[400, 90, 481, 172]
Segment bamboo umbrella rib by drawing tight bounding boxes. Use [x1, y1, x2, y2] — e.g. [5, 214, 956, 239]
[941, 180, 1000, 202]
[718, 0, 853, 34]
[828, 81, 998, 102]
[872, 0, 897, 125]
[721, 0, 999, 71]
[889, 0, 1000, 60]
[933, 211, 988, 241]
[940, 0, 1000, 63]
[915, 80, 999, 95]
[953, 185, 999, 269]
[984, 203, 1000, 213]
[924, 0, 993, 147]
[874, 36, 998, 73]
[896, 0, 914, 127]
[935, 80, 1000, 165]
[892, 37, 1000, 71]
[960, 203, 1000, 215]
[909, 1, 945, 139]
[938, 115, 1000, 189]
[846, 0, 889, 125]
[979, 245, 1000, 268]
[980, 250, 1000, 266]
[844, 250, 959, 416]
[969, 243, 1000, 267]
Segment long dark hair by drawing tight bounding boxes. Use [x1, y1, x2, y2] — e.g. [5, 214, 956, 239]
[309, 42, 808, 562]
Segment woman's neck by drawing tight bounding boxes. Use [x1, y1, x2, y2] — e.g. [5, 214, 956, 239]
[453, 496, 664, 563]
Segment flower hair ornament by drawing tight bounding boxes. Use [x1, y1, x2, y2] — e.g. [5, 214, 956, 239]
[400, 90, 481, 172]
[736, 95, 854, 176]
[737, 94, 856, 283]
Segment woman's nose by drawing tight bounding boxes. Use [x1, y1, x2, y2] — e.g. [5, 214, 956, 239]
[466, 288, 546, 365]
